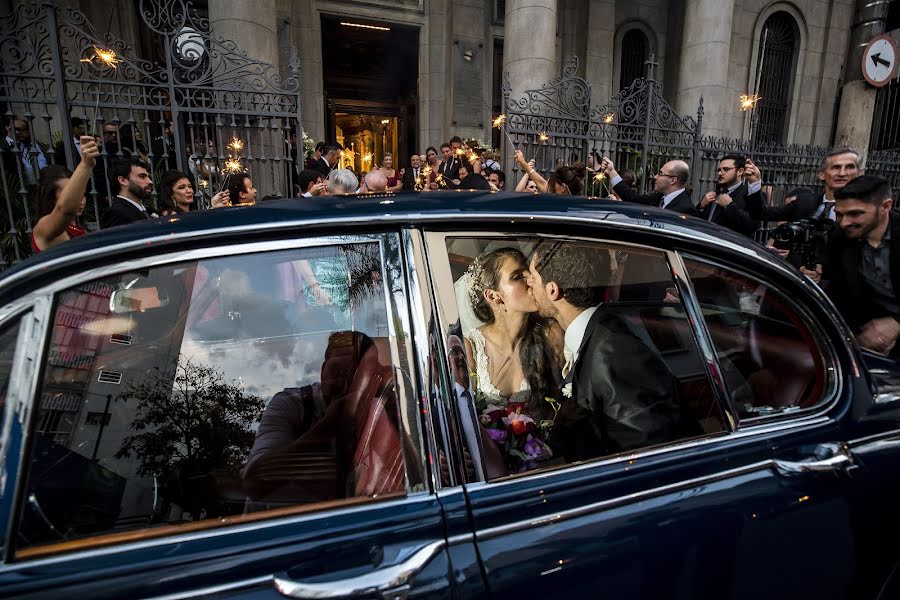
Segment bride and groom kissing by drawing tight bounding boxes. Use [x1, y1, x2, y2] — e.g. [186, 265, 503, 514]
[463, 241, 686, 472]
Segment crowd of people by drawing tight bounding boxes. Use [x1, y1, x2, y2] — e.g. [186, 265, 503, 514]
[6, 117, 897, 359]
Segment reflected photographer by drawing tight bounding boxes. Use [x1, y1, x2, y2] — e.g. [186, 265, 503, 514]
[773, 217, 833, 270]
[814, 175, 900, 357]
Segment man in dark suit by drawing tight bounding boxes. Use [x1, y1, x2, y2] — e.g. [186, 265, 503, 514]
[816, 175, 900, 358]
[401, 153, 423, 191]
[100, 158, 153, 228]
[745, 149, 860, 224]
[602, 157, 698, 216]
[697, 153, 757, 236]
[312, 143, 342, 177]
[527, 241, 682, 459]
[437, 142, 460, 182]
[53, 117, 86, 167]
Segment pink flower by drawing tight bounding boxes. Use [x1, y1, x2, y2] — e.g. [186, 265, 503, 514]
[503, 411, 534, 437]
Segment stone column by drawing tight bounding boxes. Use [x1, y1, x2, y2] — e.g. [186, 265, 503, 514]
[585, 0, 615, 104]
[502, 0, 558, 171]
[834, 0, 888, 157]
[292, 0, 325, 144]
[209, 0, 279, 195]
[674, 0, 735, 138]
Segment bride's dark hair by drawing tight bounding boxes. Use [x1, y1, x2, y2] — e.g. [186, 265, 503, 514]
[468, 248, 559, 409]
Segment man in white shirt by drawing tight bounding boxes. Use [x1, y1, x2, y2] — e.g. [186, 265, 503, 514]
[526, 241, 682, 459]
[602, 157, 698, 216]
[9, 118, 48, 184]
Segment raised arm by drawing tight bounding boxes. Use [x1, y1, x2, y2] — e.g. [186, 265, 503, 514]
[515, 150, 548, 193]
[33, 136, 98, 250]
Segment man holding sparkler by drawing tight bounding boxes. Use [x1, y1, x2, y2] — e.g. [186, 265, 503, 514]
[697, 154, 757, 237]
[601, 157, 698, 216]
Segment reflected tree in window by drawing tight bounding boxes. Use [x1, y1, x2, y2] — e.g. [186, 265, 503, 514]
[115, 356, 265, 521]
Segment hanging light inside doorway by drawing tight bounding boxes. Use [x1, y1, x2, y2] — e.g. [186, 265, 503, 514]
[341, 22, 391, 31]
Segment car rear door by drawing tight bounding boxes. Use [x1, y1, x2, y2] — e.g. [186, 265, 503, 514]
[424, 226, 873, 600]
[0, 232, 457, 599]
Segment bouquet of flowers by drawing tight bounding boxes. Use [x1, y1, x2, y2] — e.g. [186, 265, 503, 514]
[479, 399, 558, 473]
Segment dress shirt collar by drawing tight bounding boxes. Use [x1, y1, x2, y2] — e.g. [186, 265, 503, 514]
[727, 181, 742, 195]
[117, 194, 147, 213]
[661, 188, 684, 208]
[564, 305, 599, 364]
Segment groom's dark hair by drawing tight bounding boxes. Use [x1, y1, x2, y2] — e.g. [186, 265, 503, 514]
[531, 241, 610, 309]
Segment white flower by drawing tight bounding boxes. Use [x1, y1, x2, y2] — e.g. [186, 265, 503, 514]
[562, 383, 572, 398]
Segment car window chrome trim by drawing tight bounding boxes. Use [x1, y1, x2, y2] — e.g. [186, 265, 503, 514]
[847, 429, 900, 449]
[666, 250, 737, 431]
[0, 493, 440, 570]
[0, 211, 768, 296]
[146, 575, 274, 600]
[473, 458, 778, 542]
[376, 232, 429, 496]
[402, 228, 456, 491]
[472, 414, 832, 492]
[1, 296, 51, 562]
[677, 252, 844, 429]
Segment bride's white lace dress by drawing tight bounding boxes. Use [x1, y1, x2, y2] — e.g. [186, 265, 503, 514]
[465, 328, 530, 407]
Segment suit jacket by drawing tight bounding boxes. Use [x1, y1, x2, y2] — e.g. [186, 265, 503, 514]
[822, 211, 900, 339]
[745, 189, 819, 223]
[697, 182, 757, 236]
[567, 307, 682, 457]
[438, 158, 460, 181]
[401, 167, 422, 191]
[100, 196, 149, 229]
[612, 181, 698, 216]
[312, 157, 332, 178]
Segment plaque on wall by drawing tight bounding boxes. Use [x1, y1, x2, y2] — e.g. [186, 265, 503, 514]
[452, 40, 484, 129]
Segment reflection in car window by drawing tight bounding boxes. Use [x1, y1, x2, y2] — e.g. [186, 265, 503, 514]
[439, 237, 723, 480]
[0, 316, 22, 431]
[17, 243, 419, 555]
[683, 257, 826, 419]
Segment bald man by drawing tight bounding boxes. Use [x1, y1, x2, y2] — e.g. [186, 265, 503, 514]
[602, 158, 698, 216]
[364, 169, 388, 193]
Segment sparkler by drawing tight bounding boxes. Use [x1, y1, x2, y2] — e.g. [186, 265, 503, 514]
[739, 95, 761, 111]
[537, 131, 550, 166]
[80, 47, 121, 137]
[493, 113, 516, 150]
[603, 112, 615, 124]
[592, 171, 610, 197]
[227, 137, 244, 153]
[219, 157, 244, 193]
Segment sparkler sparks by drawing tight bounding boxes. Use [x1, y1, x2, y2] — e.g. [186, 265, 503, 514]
[492, 114, 507, 129]
[363, 153, 373, 162]
[739, 94, 761, 111]
[223, 158, 243, 174]
[603, 113, 615, 124]
[593, 172, 606, 182]
[81, 46, 121, 69]
[538, 132, 550, 143]
[227, 137, 244, 153]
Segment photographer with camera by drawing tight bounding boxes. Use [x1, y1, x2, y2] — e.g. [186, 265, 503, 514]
[806, 175, 900, 357]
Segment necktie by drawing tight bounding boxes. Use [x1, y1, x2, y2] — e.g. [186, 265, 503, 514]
[821, 201, 835, 220]
[658, 196, 665, 209]
[707, 198, 717, 221]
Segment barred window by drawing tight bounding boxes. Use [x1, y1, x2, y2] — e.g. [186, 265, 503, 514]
[871, 78, 900, 151]
[754, 12, 798, 144]
[620, 29, 649, 90]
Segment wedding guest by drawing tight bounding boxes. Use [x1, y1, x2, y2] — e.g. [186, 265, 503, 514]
[100, 158, 154, 228]
[31, 136, 99, 253]
[159, 170, 229, 215]
[380, 153, 402, 192]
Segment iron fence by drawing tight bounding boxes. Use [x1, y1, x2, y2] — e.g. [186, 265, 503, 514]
[504, 56, 900, 221]
[0, 0, 303, 265]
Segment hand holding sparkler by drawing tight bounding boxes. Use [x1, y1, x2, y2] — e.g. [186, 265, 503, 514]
[210, 190, 231, 208]
[78, 136, 99, 169]
[743, 159, 761, 184]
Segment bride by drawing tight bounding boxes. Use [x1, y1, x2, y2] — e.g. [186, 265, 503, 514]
[464, 248, 564, 413]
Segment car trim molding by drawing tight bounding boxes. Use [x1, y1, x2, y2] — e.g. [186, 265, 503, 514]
[146, 575, 275, 600]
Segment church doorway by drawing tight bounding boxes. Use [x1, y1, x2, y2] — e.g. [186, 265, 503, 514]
[321, 16, 419, 170]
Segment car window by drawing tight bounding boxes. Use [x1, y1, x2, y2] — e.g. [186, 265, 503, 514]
[682, 256, 829, 420]
[433, 235, 724, 480]
[0, 316, 21, 420]
[17, 241, 421, 556]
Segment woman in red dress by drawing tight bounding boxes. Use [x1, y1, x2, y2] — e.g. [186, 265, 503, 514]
[380, 153, 403, 193]
[31, 136, 99, 253]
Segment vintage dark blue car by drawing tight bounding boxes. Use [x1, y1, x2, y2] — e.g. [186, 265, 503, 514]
[0, 192, 898, 599]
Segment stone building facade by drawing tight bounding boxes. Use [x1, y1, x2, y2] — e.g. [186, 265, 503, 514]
[13, 0, 900, 161]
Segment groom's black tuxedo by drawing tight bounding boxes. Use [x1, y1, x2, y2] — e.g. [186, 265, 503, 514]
[565, 307, 682, 457]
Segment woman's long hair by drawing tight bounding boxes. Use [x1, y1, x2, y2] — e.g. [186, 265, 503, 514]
[468, 248, 560, 410]
[547, 164, 584, 195]
[36, 165, 85, 228]
[159, 170, 192, 214]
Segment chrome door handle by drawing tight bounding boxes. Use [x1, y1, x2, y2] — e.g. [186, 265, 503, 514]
[772, 442, 855, 476]
[273, 540, 445, 600]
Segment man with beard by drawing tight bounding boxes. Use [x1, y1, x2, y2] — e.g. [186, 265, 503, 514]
[526, 241, 682, 460]
[101, 158, 154, 228]
[815, 175, 900, 357]
[697, 153, 756, 236]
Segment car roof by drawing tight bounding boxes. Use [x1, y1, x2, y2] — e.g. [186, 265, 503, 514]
[0, 191, 786, 300]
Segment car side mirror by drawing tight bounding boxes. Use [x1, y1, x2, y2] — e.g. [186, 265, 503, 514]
[109, 279, 169, 313]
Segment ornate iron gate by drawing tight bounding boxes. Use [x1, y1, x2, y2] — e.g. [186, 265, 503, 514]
[0, 0, 302, 264]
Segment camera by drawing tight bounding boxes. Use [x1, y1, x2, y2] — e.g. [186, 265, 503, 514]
[773, 218, 833, 270]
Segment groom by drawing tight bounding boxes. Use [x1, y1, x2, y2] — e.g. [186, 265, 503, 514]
[527, 241, 682, 459]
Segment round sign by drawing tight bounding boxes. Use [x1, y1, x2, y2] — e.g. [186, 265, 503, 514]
[862, 34, 897, 87]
